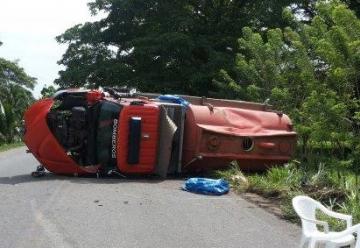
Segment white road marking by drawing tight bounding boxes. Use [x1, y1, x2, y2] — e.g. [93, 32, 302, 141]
[31, 200, 73, 248]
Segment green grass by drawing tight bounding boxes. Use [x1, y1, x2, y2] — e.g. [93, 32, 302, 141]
[0, 142, 24, 153]
[214, 162, 359, 230]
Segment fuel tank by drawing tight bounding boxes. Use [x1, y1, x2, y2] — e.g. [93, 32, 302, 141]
[182, 104, 296, 171]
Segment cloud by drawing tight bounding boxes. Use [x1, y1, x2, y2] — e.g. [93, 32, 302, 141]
[0, 0, 98, 35]
[0, 0, 103, 98]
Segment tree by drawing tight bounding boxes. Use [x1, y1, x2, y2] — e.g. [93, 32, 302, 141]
[216, 1, 360, 175]
[345, 0, 360, 17]
[0, 46, 36, 143]
[56, 0, 309, 96]
[40, 85, 57, 98]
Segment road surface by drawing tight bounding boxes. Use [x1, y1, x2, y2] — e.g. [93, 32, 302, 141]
[0, 147, 300, 248]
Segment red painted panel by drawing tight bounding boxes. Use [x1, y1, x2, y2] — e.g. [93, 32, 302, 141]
[24, 99, 91, 175]
[86, 90, 104, 104]
[182, 105, 297, 171]
[116, 104, 160, 174]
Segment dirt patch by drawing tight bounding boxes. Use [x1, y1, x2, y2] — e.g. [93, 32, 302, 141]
[241, 192, 284, 218]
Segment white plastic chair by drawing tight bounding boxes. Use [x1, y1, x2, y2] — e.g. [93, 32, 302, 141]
[292, 195, 357, 248]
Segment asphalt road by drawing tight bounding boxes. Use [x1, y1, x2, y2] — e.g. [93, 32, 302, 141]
[0, 147, 300, 248]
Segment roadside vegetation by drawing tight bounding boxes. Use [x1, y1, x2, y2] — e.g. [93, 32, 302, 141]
[0, 42, 36, 147]
[215, 162, 360, 231]
[212, 0, 360, 230]
[0, 141, 24, 153]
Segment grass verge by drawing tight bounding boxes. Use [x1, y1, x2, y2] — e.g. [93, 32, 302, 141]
[0, 142, 24, 153]
[214, 162, 359, 231]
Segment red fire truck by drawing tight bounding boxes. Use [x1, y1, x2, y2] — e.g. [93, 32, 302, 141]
[23, 88, 296, 177]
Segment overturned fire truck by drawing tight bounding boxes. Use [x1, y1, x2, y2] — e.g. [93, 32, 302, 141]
[23, 88, 297, 177]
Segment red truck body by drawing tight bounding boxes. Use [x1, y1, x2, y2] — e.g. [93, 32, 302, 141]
[23, 89, 296, 177]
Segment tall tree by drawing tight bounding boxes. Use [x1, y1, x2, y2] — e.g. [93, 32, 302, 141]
[216, 1, 360, 173]
[345, 0, 360, 16]
[0, 44, 36, 143]
[56, 0, 307, 95]
[40, 85, 57, 98]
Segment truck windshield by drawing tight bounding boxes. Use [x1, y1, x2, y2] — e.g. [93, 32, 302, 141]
[96, 101, 121, 172]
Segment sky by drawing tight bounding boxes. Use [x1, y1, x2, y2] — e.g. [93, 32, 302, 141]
[0, 0, 103, 98]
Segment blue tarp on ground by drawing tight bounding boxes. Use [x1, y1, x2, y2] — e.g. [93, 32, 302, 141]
[182, 178, 230, 195]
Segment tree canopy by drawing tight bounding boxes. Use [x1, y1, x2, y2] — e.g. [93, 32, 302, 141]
[346, 0, 360, 17]
[0, 43, 36, 143]
[216, 1, 360, 172]
[40, 85, 57, 98]
[56, 0, 312, 95]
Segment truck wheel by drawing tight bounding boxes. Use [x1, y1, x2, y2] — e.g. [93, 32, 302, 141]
[31, 171, 45, 177]
[36, 165, 45, 172]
